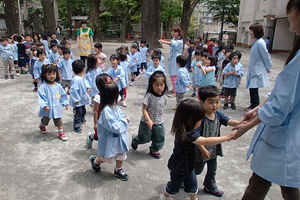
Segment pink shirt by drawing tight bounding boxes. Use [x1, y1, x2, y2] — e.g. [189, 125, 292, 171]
[97, 52, 107, 71]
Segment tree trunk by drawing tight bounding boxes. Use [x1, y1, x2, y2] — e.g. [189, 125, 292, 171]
[3, 0, 19, 36]
[41, 0, 56, 34]
[67, 0, 72, 37]
[91, 0, 101, 41]
[141, 0, 161, 48]
[119, 9, 130, 43]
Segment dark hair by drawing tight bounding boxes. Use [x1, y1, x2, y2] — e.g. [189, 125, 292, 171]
[96, 73, 113, 93]
[37, 48, 46, 57]
[94, 42, 103, 50]
[286, 0, 300, 65]
[249, 22, 264, 39]
[36, 42, 44, 48]
[172, 26, 183, 39]
[194, 50, 201, 56]
[147, 71, 168, 96]
[58, 44, 65, 50]
[62, 48, 71, 55]
[228, 52, 239, 61]
[176, 55, 188, 67]
[110, 54, 120, 61]
[81, 20, 87, 24]
[25, 34, 31, 38]
[50, 42, 58, 49]
[16, 35, 23, 42]
[201, 51, 210, 58]
[196, 44, 203, 51]
[50, 39, 58, 45]
[72, 60, 85, 75]
[197, 36, 202, 42]
[151, 53, 161, 60]
[1, 37, 8, 42]
[118, 52, 127, 61]
[140, 40, 146, 44]
[189, 40, 196, 45]
[87, 54, 98, 72]
[41, 64, 60, 83]
[131, 44, 138, 49]
[225, 48, 233, 55]
[153, 48, 162, 55]
[233, 51, 242, 60]
[171, 99, 205, 142]
[225, 44, 235, 51]
[99, 81, 119, 111]
[198, 85, 220, 102]
[116, 45, 129, 54]
[41, 35, 47, 40]
[207, 56, 216, 66]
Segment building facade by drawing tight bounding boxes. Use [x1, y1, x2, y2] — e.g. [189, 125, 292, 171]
[237, 0, 295, 52]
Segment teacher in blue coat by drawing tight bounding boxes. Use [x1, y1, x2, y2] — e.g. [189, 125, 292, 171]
[232, 1, 300, 199]
[245, 23, 272, 110]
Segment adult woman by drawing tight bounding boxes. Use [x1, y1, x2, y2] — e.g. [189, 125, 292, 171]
[159, 26, 183, 95]
[76, 21, 94, 65]
[245, 23, 272, 110]
[222, 31, 228, 45]
[232, 1, 300, 199]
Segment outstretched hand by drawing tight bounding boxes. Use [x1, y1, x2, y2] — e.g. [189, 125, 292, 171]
[231, 124, 250, 140]
[243, 109, 258, 123]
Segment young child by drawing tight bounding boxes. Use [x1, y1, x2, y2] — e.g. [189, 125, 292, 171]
[48, 42, 60, 64]
[190, 50, 202, 97]
[128, 44, 140, 86]
[139, 40, 148, 73]
[16, 35, 28, 74]
[107, 54, 127, 107]
[0, 37, 15, 79]
[195, 85, 241, 197]
[222, 52, 244, 110]
[51, 32, 60, 45]
[11, 34, 19, 76]
[173, 55, 190, 110]
[38, 64, 69, 141]
[30, 46, 38, 91]
[33, 49, 50, 88]
[131, 71, 168, 159]
[64, 42, 74, 61]
[86, 74, 113, 149]
[69, 60, 91, 133]
[207, 39, 215, 56]
[41, 35, 50, 56]
[145, 53, 165, 78]
[118, 52, 130, 91]
[85, 53, 103, 101]
[89, 80, 130, 181]
[198, 56, 216, 87]
[216, 45, 226, 88]
[148, 48, 166, 69]
[186, 40, 196, 72]
[58, 48, 73, 92]
[24, 34, 32, 70]
[94, 42, 106, 71]
[159, 99, 235, 200]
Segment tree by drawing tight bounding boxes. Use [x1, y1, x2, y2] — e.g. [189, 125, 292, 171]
[41, 0, 56, 33]
[3, 0, 19, 36]
[141, 0, 161, 48]
[91, 0, 101, 40]
[180, 0, 201, 42]
[67, 0, 72, 37]
[160, 0, 182, 37]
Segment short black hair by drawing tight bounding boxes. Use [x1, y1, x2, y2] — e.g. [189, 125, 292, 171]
[36, 42, 44, 48]
[62, 48, 71, 55]
[50, 42, 58, 49]
[233, 51, 242, 60]
[72, 60, 85, 75]
[94, 42, 102, 49]
[198, 85, 220, 102]
[1, 37, 8, 42]
[207, 56, 216, 66]
[201, 51, 210, 58]
[194, 50, 201, 56]
[41, 64, 60, 83]
[140, 40, 146, 44]
[131, 44, 138, 49]
[176, 55, 187, 67]
[81, 20, 87, 24]
[110, 54, 120, 61]
[153, 48, 162, 55]
[16, 35, 23, 42]
[151, 53, 161, 60]
[37, 48, 46, 57]
[118, 52, 127, 62]
[58, 44, 65, 50]
[189, 40, 196, 45]
[228, 52, 239, 61]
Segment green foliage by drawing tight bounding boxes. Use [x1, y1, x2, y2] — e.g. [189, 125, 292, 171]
[23, 7, 44, 33]
[204, 0, 240, 26]
[99, 11, 112, 33]
[160, 0, 182, 25]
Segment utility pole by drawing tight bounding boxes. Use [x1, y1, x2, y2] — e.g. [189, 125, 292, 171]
[220, 1, 225, 41]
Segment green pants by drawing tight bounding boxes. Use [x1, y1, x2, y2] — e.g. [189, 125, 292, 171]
[132, 121, 165, 152]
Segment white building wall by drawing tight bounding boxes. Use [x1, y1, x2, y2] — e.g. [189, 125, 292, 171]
[273, 18, 295, 51]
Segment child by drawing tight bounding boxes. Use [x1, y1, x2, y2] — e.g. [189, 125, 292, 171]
[86, 74, 113, 149]
[11, 34, 19, 76]
[173, 55, 190, 110]
[198, 56, 216, 87]
[107, 54, 127, 107]
[89, 80, 130, 181]
[118, 52, 130, 98]
[190, 50, 202, 97]
[148, 48, 166, 69]
[94, 42, 106, 71]
[159, 99, 235, 200]
[207, 39, 215, 56]
[69, 60, 91, 133]
[41, 35, 50, 56]
[195, 85, 241, 197]
[145, 53, 165, 78]
[58, 48, 73, 92]
[186, 40, 196, 72]
[64, 42, 74, 60]
[139, 40, 148, 73]
[38, 64, 69, 141]
[85, 53, 103, 100]
[131, 71, 168, 159]
[51, 32, 60, 45]
[48, 42, 60, 64]
[128, 44, 140, 86]
[33, 49, 50, 87]
[24, 34, 32, 70]
[222, 52, 243, 110]
[216, 45, 226, 87]
[30, 46, 38, 91]
[0, 37, 15, 79]
[16, 35, 28, 74]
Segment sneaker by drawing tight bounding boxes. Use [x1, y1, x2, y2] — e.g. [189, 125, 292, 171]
[33, 87, 38, 92]
[203, 187, 224, 197]
[159, 194, 174, 200]
[90, 155, 101, 172]
[223, 103, 228, 110]
[74, 127, 82, 133]
[191, 93, 196, 97]
[39, 125, 46, 133]
[4, 75, 8, 80]
[58, 132, 68, 141]
[10, 75, 14, 79]
[129, 81, 134, 86]
[114, 168, 129, 181]
[86, 132, 93, 149]
[121, 100, 127, 107]
[149, 151, 161, 159]
[131, 136, 138, 150]
[231, 103, 236, 110]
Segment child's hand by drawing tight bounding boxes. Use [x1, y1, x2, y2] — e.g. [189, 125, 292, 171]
[44, 106, 50, 111]
[114, 78, 119, 82]
[65, 105, 69, 110]
[130, 65, 133, 68]
[94, 123, 98, 132]
[87, 88, 91, 93]
[201, 149, 210, 161]
[225, 132, 236, 142]
[188, 84, 192, 89]
[158, 39, 164, 44]
[147, 120, 153, 131]
[125, 116, 130, 123]
[75, 102, 79, 105]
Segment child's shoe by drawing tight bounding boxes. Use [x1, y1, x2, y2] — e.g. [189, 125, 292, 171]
[39, 125, 47, 133]
[86, 132, 93, 149]
[33, 87, 38, 92]
[191, 93, 196, 97]
[231, 103, 236, 110]
[10, 75, 14, 79]
[223, 103, 228, 110]
[4, 75, 8, 80]
[90, 155, 101, 172]
[120, 100, 127, 107]
[203, 187, 224, 197]
[129, 81, 134, 86]
[159, 194, 174, 200]
[114, 168, 128, 181]
[74, 127, 82, 133]
[58, 131, 68, 141]
[149, 151, 161, 159]
[131, 136, 138, 150]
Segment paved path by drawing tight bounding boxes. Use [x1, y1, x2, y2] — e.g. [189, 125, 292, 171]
[0, 41, 288, 200]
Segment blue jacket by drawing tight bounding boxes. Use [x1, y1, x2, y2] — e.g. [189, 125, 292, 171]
[175, 67, 190, 93]
[128, 52, 140, 73]
[48, 51, 60, 64]
[85, 68, 102, 98]
[148, 55, 166, 69]
[58, 58, 73, 81]
[107, 65, 126, 90]
[191, 60, 204, 86]
[246, 38, 272, 88]
[168, 38, 183, 76]
[97, 105, 129, 158]
[199, 66, 215, 87]
[145, 65, 165, 78]
[247, 50, 300, 188]
[0, 44, 14, 60]
[119, 61, 130, 87]
[33, 59, 50, 79]
[38, 82, 68, 119]
[222, 63, 243, 88]
[139, 46, 148, 63]
[69, 75, 91, 107]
